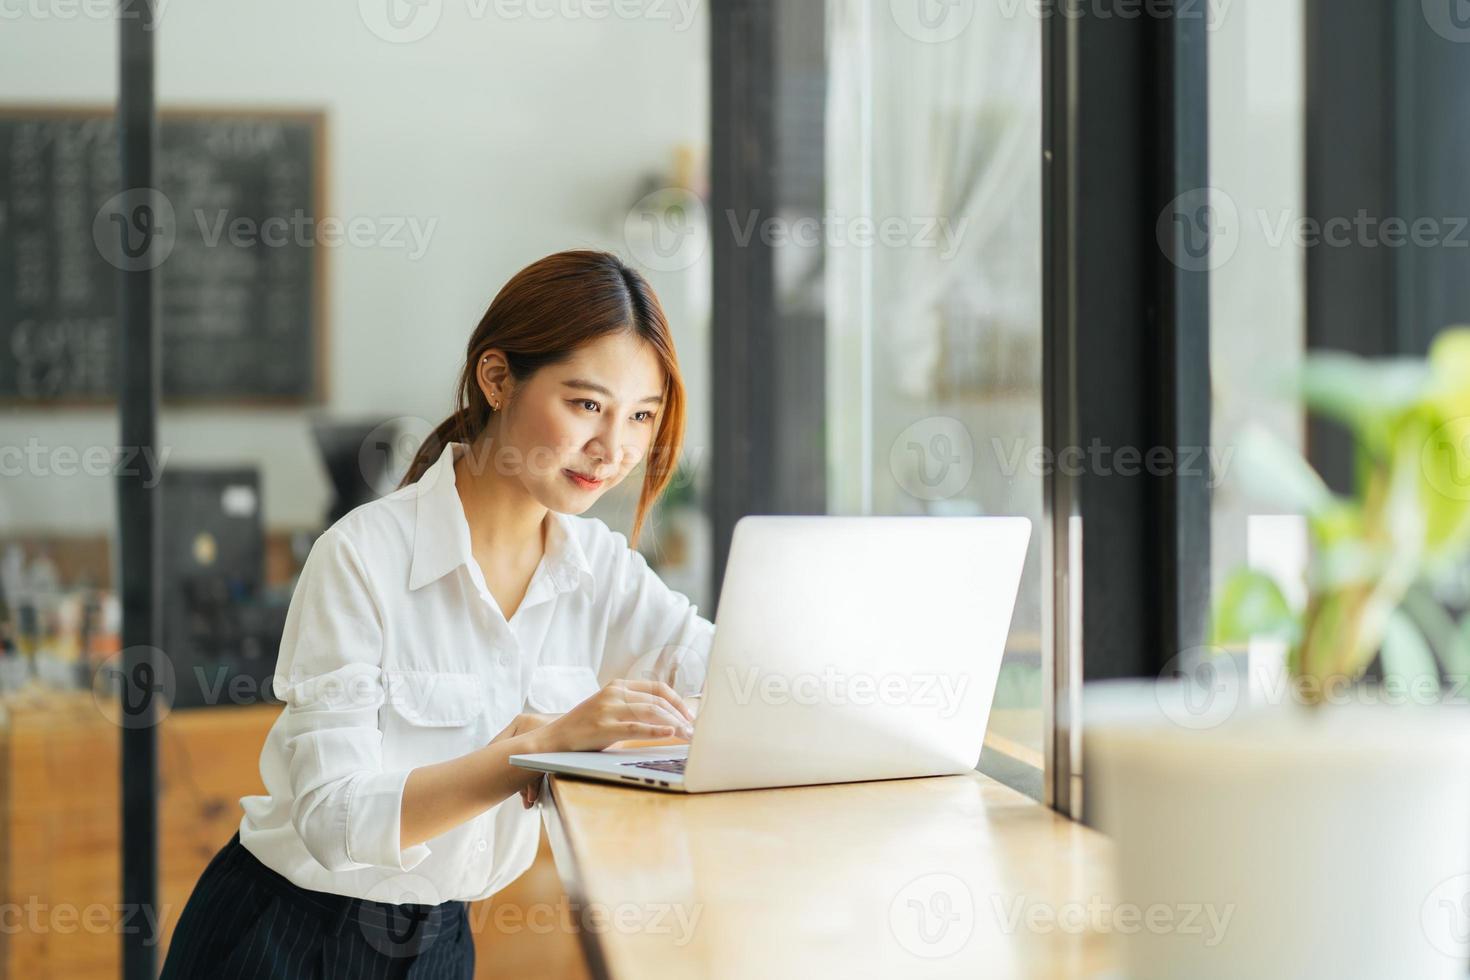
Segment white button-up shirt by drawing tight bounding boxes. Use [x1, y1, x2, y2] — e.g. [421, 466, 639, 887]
[238, 440, 714, 903]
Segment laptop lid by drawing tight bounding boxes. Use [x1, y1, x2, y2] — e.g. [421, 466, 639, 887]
[683, 515, 1031, 793]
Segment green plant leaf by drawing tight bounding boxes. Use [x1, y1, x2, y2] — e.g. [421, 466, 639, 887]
[1427, 326, 1470, 420]
[1297, 353, 1429, 438]
[1234, 424, 1338, 517]
[1211, 568, 1298, 647]
[1400, 583, 1470, 677]
[1380, 606, 1441, 687]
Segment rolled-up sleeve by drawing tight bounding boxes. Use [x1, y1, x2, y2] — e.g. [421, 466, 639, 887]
[272, 528, 430, 873]
[598, 534, 716, 696]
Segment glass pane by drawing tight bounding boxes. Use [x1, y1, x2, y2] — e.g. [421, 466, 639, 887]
[825, 0, 1044, 796]
[0, 6, 126, 975]
[3, 5, 709, 975]
[1208, 0, 1308, 690]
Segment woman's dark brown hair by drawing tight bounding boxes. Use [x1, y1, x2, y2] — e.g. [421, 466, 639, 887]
[396, 249, 686, 547]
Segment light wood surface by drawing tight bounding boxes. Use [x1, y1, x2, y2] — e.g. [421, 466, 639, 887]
[541, 770, 1118, 980]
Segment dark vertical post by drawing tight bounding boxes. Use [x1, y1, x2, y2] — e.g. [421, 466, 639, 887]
[1155, 0, 1214, 713]
[1393, 3, 1470, 354]
[118, 4, 161, 978]
[1043, 0, 1211, 816]
[709, 0, 826, 608]
[710, 0, 778, 608]
[1303, 0, 1397, 492]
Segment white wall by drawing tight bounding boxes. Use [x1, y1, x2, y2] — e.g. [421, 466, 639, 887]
[0, 0, 710, 534]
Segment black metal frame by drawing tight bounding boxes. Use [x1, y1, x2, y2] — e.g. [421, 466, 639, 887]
[708, 0, 826, 609]
[1305, 0, 1470, 489]
[1042, 0, 1212, 816]
[118, 7, 160, 979]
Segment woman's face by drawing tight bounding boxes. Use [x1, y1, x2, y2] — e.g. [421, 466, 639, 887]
[476, 331, 667, 514]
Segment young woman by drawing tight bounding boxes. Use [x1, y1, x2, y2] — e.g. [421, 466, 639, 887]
[161, 250, 714, 979]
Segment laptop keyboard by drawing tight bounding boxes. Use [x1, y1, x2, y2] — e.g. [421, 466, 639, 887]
[619, 758, 686, 775]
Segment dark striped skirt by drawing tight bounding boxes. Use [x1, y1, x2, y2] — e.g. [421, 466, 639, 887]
[160, 830, 473, 979]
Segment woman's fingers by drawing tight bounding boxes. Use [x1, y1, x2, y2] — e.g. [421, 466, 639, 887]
[621, 721, 678, 738]
[620, 690, 695, 734]
[617, 680, 696, 723]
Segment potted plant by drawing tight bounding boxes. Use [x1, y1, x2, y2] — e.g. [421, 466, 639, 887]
[1086, 328, 1470, 980]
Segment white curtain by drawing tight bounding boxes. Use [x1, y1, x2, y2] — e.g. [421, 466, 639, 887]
[825, 0, 1042, 511]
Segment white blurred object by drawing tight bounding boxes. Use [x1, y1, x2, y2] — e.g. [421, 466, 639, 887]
[1087, 681, 1470, 980]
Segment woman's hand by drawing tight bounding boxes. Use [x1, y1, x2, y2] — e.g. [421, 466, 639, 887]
[539, 679, 696, 754]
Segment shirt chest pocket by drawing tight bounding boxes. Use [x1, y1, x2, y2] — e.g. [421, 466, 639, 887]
[383, 669, 484, 728]
[525, 664, 601, 714]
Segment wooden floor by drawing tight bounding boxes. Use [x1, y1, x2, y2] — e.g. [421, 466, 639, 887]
[0, 691, 587, 979]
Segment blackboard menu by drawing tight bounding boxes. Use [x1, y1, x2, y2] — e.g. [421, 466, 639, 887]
[0, 108, 325, 403]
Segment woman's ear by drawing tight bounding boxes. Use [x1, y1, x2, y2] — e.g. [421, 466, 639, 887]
[476, 350, 512, 408]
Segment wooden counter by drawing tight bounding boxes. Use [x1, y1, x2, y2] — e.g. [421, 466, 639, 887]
[539, 771, 1118, 979]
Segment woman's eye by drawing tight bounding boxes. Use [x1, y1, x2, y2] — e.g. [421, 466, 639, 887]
[632, 411, 655, 423]
[575, 399, 600, 412]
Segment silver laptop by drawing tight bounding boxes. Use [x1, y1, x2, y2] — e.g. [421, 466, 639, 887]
[510, 515, 1031, 793]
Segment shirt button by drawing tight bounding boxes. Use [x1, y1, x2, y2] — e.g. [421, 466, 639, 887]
[476, 839, 488, 852]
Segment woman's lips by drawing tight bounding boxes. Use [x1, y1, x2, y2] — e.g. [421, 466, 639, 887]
[564, 469, 605, 491]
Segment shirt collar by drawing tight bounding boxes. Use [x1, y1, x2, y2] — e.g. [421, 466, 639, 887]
[407, 441, 595, 595]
